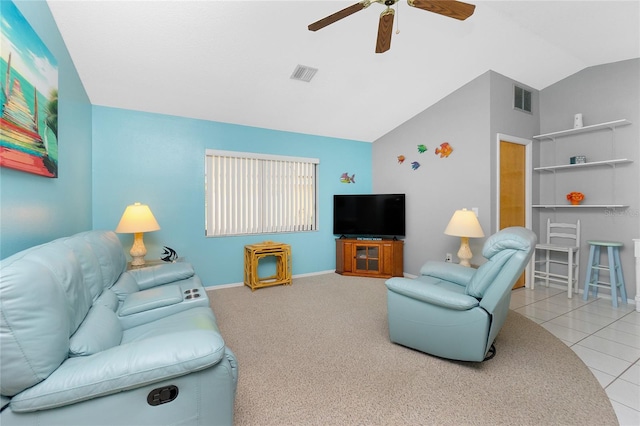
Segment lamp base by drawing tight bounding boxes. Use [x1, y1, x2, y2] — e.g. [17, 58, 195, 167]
[129, 232, 148, 266]
[457, 236, 472, 267]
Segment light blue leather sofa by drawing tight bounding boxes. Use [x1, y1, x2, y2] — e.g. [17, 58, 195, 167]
[1, 230, 238, 425]
[385, 227, 536, 362]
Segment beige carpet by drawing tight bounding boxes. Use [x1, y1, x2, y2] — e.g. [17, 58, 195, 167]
[209, 274, 617, 425]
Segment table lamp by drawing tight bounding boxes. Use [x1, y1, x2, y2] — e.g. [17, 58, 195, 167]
[444, 208, 485, 267]
[115, 202, 161, 266]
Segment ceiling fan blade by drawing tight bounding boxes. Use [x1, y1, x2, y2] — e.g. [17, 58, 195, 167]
[308, 1, 370, 32]
[375, 9, 395, 54]
[407, 0, 475, 21]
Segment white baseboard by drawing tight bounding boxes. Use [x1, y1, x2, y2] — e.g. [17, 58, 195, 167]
[205, 269, 337, 291]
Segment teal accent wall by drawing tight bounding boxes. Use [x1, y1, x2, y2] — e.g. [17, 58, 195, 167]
[0, 0, 92, 258]
[92, 106, 372, 286]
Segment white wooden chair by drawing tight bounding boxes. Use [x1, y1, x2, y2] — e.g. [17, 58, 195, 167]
[532, 219, 581, 298]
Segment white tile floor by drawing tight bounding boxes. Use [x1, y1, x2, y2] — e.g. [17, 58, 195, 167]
[510, 285, 640, 426]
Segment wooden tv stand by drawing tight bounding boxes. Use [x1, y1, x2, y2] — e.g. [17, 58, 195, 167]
[335, 238, 403, 278]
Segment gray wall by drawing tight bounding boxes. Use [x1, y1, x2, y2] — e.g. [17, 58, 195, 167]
[538, 59, 639, 302]
[373, 71, 539, 274]
[373, 59, 639, 302]
[489, 71, 541, 232]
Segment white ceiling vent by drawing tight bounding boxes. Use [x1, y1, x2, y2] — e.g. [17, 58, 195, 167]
[290, 65, 318, 82]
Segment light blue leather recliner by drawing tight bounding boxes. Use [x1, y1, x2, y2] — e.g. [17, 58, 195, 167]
[385, 227, 536, 362]
[1, 230, 237, 425]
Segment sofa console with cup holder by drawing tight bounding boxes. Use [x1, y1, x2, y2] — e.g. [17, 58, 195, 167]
[110, 260, 211, 328]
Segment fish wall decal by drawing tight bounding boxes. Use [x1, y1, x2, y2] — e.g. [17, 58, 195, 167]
[435, 142, 453, 158]
[340, 173, 355, 183]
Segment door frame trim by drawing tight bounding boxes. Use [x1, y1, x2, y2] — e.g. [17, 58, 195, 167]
[496, 133, 533, 287]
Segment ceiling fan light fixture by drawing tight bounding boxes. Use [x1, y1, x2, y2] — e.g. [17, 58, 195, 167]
[290, 65, 318, 82]
[308, 0, 475, 53]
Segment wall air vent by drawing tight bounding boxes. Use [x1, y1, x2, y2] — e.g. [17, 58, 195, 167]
[514, 85, 532, 113]
[290, 65, 318, 82]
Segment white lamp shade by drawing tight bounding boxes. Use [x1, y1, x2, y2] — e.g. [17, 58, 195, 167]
[444, 208, 484, 238]
[115, 203, 161, 233]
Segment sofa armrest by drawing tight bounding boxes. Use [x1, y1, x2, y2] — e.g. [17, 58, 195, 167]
[385, 277, 479, 311]
[9, 330, 226, 413]
[118, 285, 183, 316]
[128, 262, 195, 290]
[419, 261, 475, 286]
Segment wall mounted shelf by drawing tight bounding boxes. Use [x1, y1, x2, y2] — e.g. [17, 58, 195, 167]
[533, 118, 632, 208]
[534, 159, 632, 172]
[533, 119, 631, 141]
[533, 204, 629, 209]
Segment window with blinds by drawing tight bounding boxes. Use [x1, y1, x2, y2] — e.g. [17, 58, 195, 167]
[205, 150, 319, 236]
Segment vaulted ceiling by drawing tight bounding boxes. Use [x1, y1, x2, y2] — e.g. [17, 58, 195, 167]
[47, 1, 640, 142]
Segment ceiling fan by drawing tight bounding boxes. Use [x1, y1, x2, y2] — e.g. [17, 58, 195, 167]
[308, 0, 475, 53]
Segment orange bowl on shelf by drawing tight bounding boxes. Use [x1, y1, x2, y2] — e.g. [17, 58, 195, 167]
[566, 191, 585, 205]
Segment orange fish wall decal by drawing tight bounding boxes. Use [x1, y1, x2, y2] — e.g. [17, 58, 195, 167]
[435, 142, 453, 158]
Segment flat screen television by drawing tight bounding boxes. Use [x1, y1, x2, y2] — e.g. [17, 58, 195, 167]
[333, 194, 405, 238]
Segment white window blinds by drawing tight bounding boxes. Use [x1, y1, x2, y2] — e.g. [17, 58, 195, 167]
[205, 150, 319, 236]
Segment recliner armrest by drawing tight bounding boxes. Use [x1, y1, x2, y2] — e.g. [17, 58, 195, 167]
[128, 262, 195, 290]
[385, 277, 479, 310]
[9, 329, 226, 413]
[419, 261, 475, 286]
